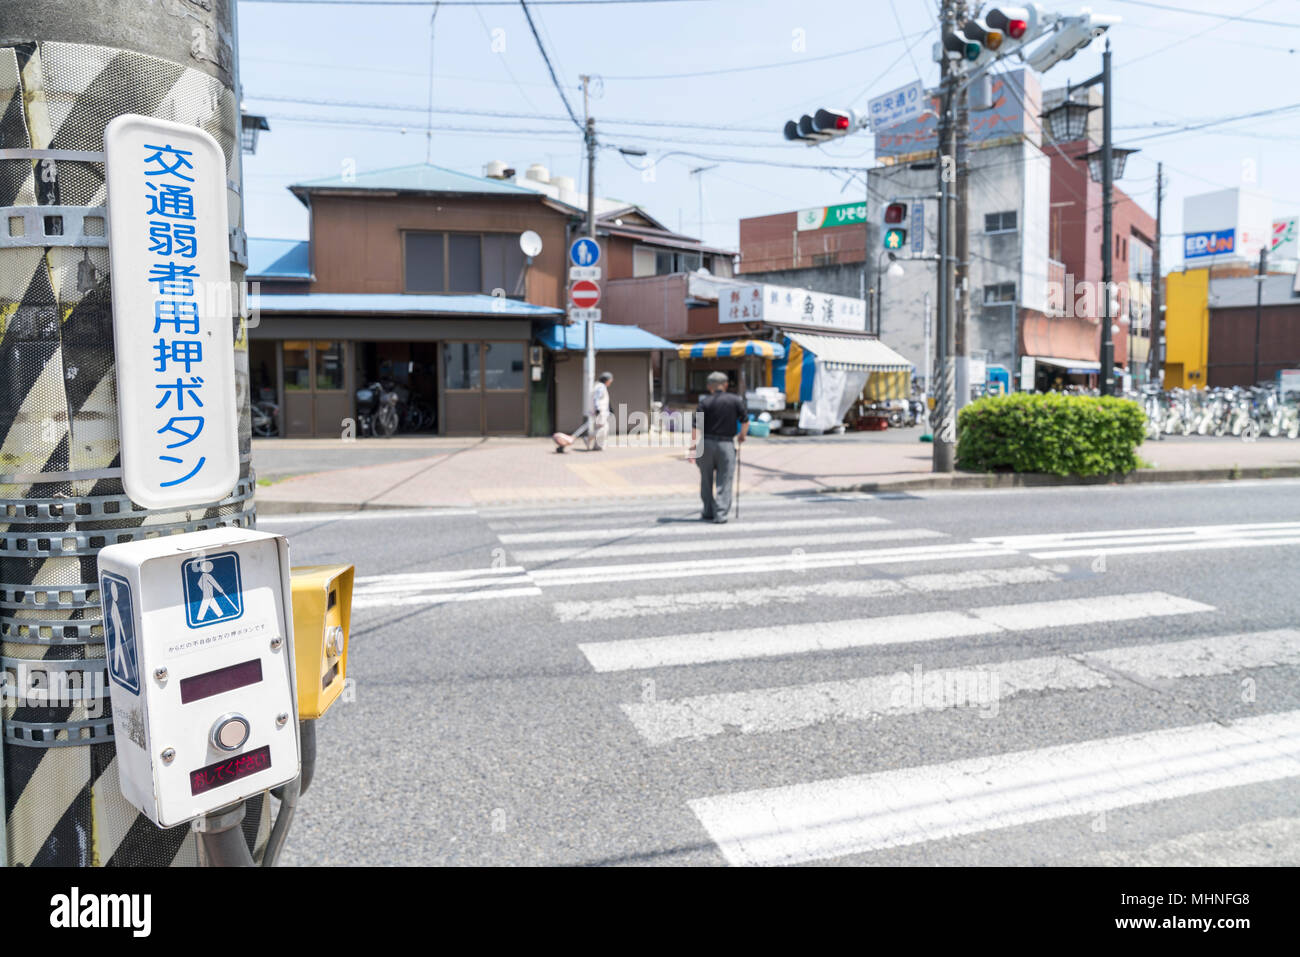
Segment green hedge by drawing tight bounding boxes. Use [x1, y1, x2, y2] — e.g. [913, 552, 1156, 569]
[956, 393, 1146, 476]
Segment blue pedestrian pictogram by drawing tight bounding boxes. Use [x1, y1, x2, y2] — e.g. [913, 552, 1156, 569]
[569, 238, 600, 267]
[182, 551, 244, 628]
[102, 573, 140, 695]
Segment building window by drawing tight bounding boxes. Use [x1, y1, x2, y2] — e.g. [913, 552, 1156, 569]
[314, 341, 345, 391]
[649, 248, 706, 276]
[983, 282, 1016, 305]
[985, 211, 1017, 234]
[483, 342, 525, 390]
[404, 233, 445, 293]
[633, 247, 657, 278]
[443, 342, 481, 390]
[404, 232, 525, 295]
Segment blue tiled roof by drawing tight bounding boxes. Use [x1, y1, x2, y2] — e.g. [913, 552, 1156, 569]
[250, 292, 564, 318]
[291, 163, 541, 196]
[538, 321, 676, 352]
[247, 238, 311, 279]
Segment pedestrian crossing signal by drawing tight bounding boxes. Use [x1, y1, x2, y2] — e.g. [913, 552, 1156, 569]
[884, 228, 907, 250]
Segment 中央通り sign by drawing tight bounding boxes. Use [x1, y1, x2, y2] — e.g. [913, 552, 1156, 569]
[104, 115, 238, 510]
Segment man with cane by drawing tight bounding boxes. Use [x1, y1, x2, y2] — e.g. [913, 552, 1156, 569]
[690, 371, 748, 523]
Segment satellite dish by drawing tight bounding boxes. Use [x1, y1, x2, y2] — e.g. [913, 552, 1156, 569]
[519, 230, 543, 257]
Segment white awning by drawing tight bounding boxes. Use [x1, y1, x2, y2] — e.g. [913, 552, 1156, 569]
[786, 332, 912, 372]
[1031, 356, 1100, 373]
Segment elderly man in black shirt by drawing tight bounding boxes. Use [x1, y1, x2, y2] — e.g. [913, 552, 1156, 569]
[691, 371, 749, 523]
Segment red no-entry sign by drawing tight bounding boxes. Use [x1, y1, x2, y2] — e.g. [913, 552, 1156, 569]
[570, 279, 600, 309]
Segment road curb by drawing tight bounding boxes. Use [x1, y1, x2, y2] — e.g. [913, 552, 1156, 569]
[821, 464, 1300, 495]
[251, 465, 1300, 513]
[254, 500, 425, 515]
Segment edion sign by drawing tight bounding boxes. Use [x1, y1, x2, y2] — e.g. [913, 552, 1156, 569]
[1184, 228, 1235, 260]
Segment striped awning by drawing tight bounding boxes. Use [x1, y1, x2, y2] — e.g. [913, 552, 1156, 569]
[677, 339, 785, 359]
[785, 332, 911, 372]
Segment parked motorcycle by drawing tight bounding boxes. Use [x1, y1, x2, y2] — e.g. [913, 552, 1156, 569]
[251, 400, 279, 437]
[356, 381, 400, 437]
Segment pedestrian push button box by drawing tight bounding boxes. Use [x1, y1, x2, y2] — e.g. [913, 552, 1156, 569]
[97, 528, 300, 828]
[289, 564, 354, 719]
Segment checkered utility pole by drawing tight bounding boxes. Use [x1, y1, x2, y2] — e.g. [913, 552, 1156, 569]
[1, 0, 258, 866]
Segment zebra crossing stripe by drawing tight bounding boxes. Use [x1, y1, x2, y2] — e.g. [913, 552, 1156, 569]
[623, 629, 1300, 746]
[496, 516, 889, 545]
[1028, 536, 1300, 561]
[480, 496, 824, 522]
[975, 521, 1300, 549]
[553, 566, 1064, 624]
[512, 528, 944, 564]
[354, 586, 543, 609]
[688, 710, 1300, 866]
[578, 591, 1214, 672]
[532, 542, 1015, 587]
[351, 566, 540, 608]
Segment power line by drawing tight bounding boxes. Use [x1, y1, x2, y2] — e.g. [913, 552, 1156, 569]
[240, 0, 713, 6]
[472, 2, 543, 111]
[1100, 0, 1300, 29]
[1121, 102, 1300, 144]
[424, 2, 441, 162]
[518, 0, 583, 130]
[602, 31, 929, 81]
[245, 91, 774, 132]
[1114, 0, 1282, 70]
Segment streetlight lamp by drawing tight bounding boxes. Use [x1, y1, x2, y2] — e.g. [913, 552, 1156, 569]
[1041, 39, 1136, 396]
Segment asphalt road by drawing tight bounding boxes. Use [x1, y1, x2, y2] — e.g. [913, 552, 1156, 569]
[259, 479, 1300, 866]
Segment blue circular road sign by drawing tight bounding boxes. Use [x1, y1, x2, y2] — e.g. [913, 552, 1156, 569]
[569, 237, 601, 267]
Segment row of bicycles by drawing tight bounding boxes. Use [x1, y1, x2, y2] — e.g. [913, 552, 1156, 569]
[1137, 385, 1300, 441]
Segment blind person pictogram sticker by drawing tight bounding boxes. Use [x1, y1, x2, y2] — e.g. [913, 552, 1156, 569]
[182, 552, 244, 628]
[102, 572, 141, 695]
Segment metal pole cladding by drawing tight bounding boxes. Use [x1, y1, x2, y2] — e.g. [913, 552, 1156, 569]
[1100, 41, 1115, 396]
[1, 0, 265, 866]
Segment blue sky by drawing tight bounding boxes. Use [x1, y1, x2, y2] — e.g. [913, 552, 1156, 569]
[236, 0, 1300, 268]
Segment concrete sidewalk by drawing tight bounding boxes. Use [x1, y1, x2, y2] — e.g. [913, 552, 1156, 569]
[250, 431, 1300, 511]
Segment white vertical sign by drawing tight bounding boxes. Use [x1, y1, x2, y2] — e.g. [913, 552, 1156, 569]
[104, 115, 237, 509]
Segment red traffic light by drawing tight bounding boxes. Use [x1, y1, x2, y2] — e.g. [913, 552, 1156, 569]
[884, 202, 907, 225]
[988, 7, 1031, 39]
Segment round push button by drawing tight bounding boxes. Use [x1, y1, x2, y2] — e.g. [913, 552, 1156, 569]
[212, 714, 250, 752]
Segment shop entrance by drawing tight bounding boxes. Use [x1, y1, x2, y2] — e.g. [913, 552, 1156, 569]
[281, 340, 350, 437]
[442, 340, 528, 435]
[354, 342, 439, 434]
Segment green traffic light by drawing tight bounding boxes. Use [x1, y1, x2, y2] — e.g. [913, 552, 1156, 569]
[965, 41, 981, 60]
[884, 229, 906, 249]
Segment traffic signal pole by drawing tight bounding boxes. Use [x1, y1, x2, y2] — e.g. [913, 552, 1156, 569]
[1147, 162, 1163, 388]
[954, 76, 971, 405]
[933, 0, 959, 472]
[1099, 41, 1115, 395]
[581, 76, 596, 438]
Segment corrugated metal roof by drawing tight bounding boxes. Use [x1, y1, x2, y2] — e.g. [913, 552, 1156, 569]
[786, 332, 912, 371]
[250, 292, 563, 318]
[247, 238, 311, 279]
[1209, 274, 1300, 309]
[538, 321, 676, 351]
[291, 163, 541, 197]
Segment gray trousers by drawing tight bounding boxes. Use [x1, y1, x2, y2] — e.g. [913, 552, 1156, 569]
[697, 437, 737, 518]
